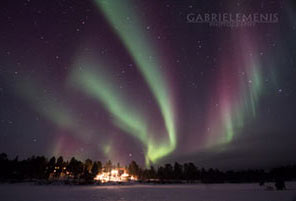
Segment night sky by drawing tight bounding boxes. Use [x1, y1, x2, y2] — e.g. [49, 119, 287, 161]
[0, 0, 295, 169]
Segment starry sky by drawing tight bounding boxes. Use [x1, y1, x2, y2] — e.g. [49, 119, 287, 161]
[0, 0, 295, 169]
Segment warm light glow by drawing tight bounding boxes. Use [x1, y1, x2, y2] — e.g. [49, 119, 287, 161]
[94, 168, 137, 183]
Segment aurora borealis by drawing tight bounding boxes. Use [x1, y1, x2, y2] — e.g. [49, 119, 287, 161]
[92, 0, 177, 164]
[0, 0, 295, 168]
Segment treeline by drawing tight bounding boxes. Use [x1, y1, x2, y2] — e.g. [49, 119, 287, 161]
[0, 153, 295, 185]
[133, 162, 295, 184]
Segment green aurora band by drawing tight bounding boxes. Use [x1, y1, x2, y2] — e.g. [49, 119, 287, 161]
[69, 57, 175, 165]
[206, 51, 263, 147]
[225, 59, 262, 143]
[14, 79, 110, 157]
[93, 0, 177, 163]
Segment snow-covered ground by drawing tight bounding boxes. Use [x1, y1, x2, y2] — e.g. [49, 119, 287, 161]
[0, 182, 295, 201]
